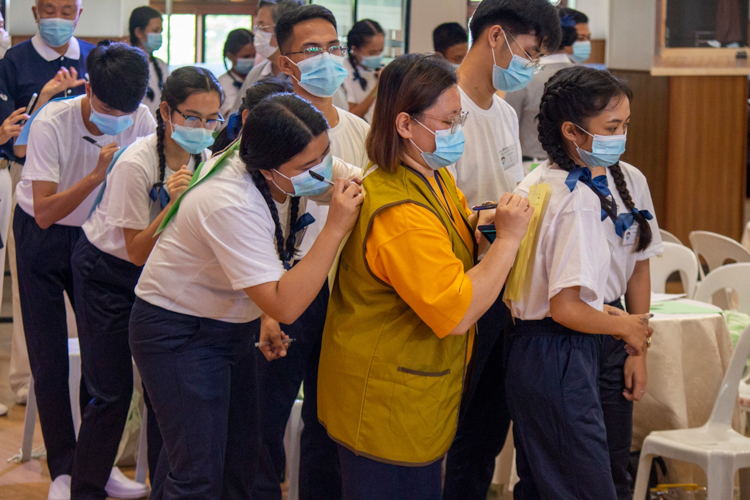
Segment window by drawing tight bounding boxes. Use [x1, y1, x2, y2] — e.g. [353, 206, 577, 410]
[153, 14, 196, 67]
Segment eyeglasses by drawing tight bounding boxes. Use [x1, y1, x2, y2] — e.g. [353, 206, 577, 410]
[284, 45, 348, 59]
[172, 108, 225, 131]
[504, 31, 544, 74]
[254, 24, 275, 34]
[419, 110, 469, 134]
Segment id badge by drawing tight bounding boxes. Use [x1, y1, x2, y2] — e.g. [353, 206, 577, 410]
[622, 223, 638, 247]
[499, 144, 519, 171]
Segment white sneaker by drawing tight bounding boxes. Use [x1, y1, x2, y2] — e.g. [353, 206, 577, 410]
[105, 467, 149, 499]
[48, 474, 71, 500]
[0, 403, 7, 416]
[16, 384, 29, 405]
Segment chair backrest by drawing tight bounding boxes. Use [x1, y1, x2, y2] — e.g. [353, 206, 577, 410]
[659, 229, 683, 246]
[649, 242, 699, 298]
[693, 263, 750, 314]
[710, 323, 750, 425]
[689, 230, 750, 279]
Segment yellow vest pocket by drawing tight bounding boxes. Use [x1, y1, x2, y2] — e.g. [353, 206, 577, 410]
[390, 367, 451, 438]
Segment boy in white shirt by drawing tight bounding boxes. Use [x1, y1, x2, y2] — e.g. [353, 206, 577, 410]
[443, 1, 561, 499]
[252, 5, 370, 499]
[13, 41, 154, 500]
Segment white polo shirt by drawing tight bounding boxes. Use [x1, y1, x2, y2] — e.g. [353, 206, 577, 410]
[82, 134, 209, 262]
[135, 150, 359, 323]
[17, 96, 156, 227]
[517, 160, 664, 303]
[509, 165, 612, 320]
[448, 86, 523, 210]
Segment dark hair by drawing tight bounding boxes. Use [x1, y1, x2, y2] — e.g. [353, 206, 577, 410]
[129, 6, 164, 102]
[223, 28, 254, 73]
[347, 19, 384, 91]
[156, 67, 223, 194]
[558, 14, 578, 50]
[433, 22, 468, 54]
[212, 77, 294, 152]
[559, 7, 589, 25]
[366, 54, 457, 173]
[87, 41, 149, 113]
[275, 4, 337, 55]
[469, 0, 561, 55]
[537, 66, 652, 252]
[239, 93, 328, 264]
[258, 0, 305, 23]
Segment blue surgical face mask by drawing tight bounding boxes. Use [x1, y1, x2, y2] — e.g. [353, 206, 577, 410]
[234, 57, 255, 75]
[272, 153, 333, 197]
[145, 33, 163, 53]
[450, 62, 461, 71]
[570, 40, 591, 63]
[574, 125, 627, 167]
[492, 31, 535, 92]
[360, 53, 383, 70]
[171, 123, 216, 155]
[409, 118, 465, 170]
[90, 106, 134, 136]
[38, 18, 76, 48]
[287, 53, 348, 98]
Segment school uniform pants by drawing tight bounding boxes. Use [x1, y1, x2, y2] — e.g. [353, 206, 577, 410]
[13, 205, 89, 480]
[129, 298, 261, 500]
[505, 318, 616, 500]
[69, 235, 157, 499]
[443, 296, 513, 500]
[251, 282, 341, 500]
[337, 444, 442, 500]
[601, 299, 634, 500]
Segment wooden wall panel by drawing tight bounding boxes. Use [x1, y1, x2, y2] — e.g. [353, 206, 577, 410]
[610, 70, 670, 224]
[589, 39, 606, 65]
[666, 75, 748, 242]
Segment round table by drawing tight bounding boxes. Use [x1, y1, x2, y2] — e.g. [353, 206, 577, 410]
[633, 298, 735, 484]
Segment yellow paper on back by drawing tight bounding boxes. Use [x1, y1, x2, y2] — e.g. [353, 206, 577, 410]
[504, 183, 551, 302]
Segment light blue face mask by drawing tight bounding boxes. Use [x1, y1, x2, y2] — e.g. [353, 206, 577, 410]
[273, 153, 333, 197]
[570, 41, 591, 63]
[171, 123, 215, 154]
[574, 125, 627, 167]
[287, 53, 348, 98]
[450, 62, 461, 71]
[410, 118, 465, 170]
[491, 31, 535, 92]
[234, 57, 255, 75]
[145, 33, 163, 53]
[38, 18, 76, 48]
[90, 107, 134, 136]
[360, 54, 383, 70]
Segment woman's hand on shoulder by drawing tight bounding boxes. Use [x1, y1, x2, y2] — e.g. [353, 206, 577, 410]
[324, 178, 363, 238]
[494, 193, 533, 245]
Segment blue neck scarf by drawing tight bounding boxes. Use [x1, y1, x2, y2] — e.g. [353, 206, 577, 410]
[149, 183, 171, 209]
[282, 212, 316, 270]
[615, 208, 653, 238]
[564, 167, 615, 221]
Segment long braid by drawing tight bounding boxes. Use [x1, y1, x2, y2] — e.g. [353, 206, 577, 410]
[250, 170, 287, 263]
[155, 109, 167, 186]
[151, 55, 164, 92]
[609, 161, 653, 251]
[348, 50, 367, 92]
[347, 19, 384, 92]
[285, 197, 301, 261]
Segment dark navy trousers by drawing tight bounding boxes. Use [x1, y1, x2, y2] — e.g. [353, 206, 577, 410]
[505, 318, 616, 500]
[251, 282, 341, 500]
[129, 298, 261, 500]
[443, 296, 513, 500]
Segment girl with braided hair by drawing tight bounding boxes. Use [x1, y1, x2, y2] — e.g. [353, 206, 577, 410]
[506, 65, 655, 500]
[129, 6, 170, 118]
[342, 19, 384, 123]
[71, 66, 221, 495]
[516, 65, 664, 500]
[129, 92, 362, 498]
[218, 28, 256, 118]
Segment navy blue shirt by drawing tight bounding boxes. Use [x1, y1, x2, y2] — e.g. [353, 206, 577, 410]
[0, 36, 95, 161]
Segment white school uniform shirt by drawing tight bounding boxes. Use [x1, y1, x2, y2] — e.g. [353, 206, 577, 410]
[141, 57, 169, 118]
[135, 150, 359, 323]
[448, 86, 523, 210]
[17, 96, 156, 227]
[509, 163, 612, 320]
[218, 71, 243, 119]
[517, 160, 664, 303]
[342, 57, 377, 123]
[82, 134, 209, 262]
[297, 107, 369, 257]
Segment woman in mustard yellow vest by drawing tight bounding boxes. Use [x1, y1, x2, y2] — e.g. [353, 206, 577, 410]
[318, 53, 533, 499]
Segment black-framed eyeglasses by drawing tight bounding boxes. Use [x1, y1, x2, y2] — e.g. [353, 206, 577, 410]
[172, 108, 225, 131]
[284, 45, 347, 59]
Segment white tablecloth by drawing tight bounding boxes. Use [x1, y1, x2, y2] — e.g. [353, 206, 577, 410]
[633, 299, 735, 484]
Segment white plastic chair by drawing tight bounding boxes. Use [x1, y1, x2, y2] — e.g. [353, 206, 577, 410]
[689, 230, 750, 279]
[650, 242, 699, 298]
[660, 229, 684, 246]
[632, 323, 750, 500]
[693, 263, 750, 315]
[283, 399, 304, 500]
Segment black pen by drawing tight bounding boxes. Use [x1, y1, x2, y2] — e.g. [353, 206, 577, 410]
[309, 170, 335, 186]
[472, 203, 498, 211]
[82, 136, 102, 149]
